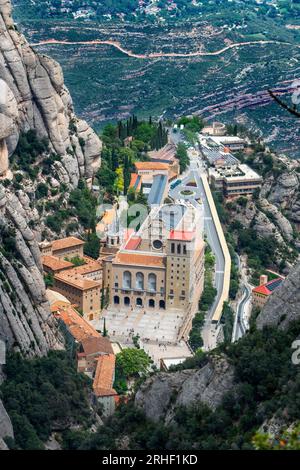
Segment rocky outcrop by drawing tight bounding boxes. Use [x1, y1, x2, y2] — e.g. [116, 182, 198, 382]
[256, 261, 300, 330]
[0, 186, 62, 356]
[0, 0, 103, 358]
[0, 0, 101, 185]
[0, 398, 13, 449]
[259, 198, 294, 242]
[252, 209, 284, 244]
[135, 355, 234, 423]
[267, 171, 300, 226]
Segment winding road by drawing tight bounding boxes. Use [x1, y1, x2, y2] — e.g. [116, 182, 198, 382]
[169, 135, 227, 350]
[232, 284, 251, 342]
[30, 38, 292, 60]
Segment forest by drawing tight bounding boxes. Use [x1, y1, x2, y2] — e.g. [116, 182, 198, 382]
[96, 116, 168, 200]
[53, 318, 300, 450]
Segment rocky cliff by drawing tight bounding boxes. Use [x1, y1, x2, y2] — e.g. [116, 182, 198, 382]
[256, 261, 300, 330]
[0, 0, 102, 445]
[0, 0, 101, 356]
[134, 259, 300, 425]
[135, 355, 235, 423]
[0, 0, 101, 185]
[228, 154, 300, 269]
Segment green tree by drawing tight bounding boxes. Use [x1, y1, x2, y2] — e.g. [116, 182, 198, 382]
[116, 348, 151, 378]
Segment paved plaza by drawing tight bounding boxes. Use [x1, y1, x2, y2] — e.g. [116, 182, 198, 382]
[94, 306, 186, 344]
[92, 307, 193, 365]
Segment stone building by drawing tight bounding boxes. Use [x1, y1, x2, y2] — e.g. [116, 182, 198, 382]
[53, 273, 101, 320]
[102, 203, 205, 326]
[39, 236, 85, 260]
[252, 275, 284, 309]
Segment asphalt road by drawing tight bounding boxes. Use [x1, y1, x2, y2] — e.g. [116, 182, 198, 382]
[232, 284, 252, 342]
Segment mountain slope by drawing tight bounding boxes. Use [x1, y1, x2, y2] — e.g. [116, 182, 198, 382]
[0, 0, 101, 186]
[0, 0, 102, 448]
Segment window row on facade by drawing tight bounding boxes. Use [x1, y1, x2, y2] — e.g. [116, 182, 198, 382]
[113, 295, 165, 309]
[121, 271, 157, 291]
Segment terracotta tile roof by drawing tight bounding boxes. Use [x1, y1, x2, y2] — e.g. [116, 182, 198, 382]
[124, 236, 142, 251]
[42, 255, 74, 272]
[54, 272, 101, 290]
[135, 162, 169, 171]
[54, 305, 100, 342]
[168, 229, 195, 241]
[114, 252, 166, 268]
[80, 336, 114, 356]
[52, 236, 84, 252]
[66, 258, 102, 277]
[93, 354, 117, 397]
[252, 278, 284, 296]
[129, 173, 142, 190]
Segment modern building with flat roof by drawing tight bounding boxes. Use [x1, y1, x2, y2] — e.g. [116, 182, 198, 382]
[208, 135, 246, 151]
[209, 164, 262, 199]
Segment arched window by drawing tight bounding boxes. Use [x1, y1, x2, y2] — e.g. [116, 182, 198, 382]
[136, 297, 143, 307]
[159, 300, 165, 309]
[124, 296, 130, 306]
[114, 295, 120, 305]
[136, 272, 144, 290]
[148, 273, 157, 292]
[123, 271, 132, 289]
[149, 299, 155, 308]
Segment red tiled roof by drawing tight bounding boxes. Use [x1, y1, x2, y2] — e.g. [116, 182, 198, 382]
[52, 236, 84, 252]
[42, 256, 74, 272]
[129, 173, 140, 189]
[253, 285, 270, 296]
[54, 272, 101, 290]
[252, 277, 283, 296]
[125, 236, 141, 251]
[93, 354, 117, 397]
[168, 229, 195, 241]
[80, 336, 114, 356]
[54, 305, 100, 342]
[135, 162, 169, 171]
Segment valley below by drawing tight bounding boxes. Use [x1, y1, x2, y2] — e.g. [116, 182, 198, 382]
[12, 3, 300, 158]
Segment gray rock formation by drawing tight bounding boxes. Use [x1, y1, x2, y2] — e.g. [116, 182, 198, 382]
[253, 209, 284, 244]
[0, 0, 102, 357]
[0, 0, 101, 185]
[0, 186, 62, 356]
[0, 0, 104, 448]
[267, 171, 300, 225]
[0, 399, 13, 447]
[259, 198, 294, 242]
[256, 261, 300, 330]
[135, 355, 234, 423]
